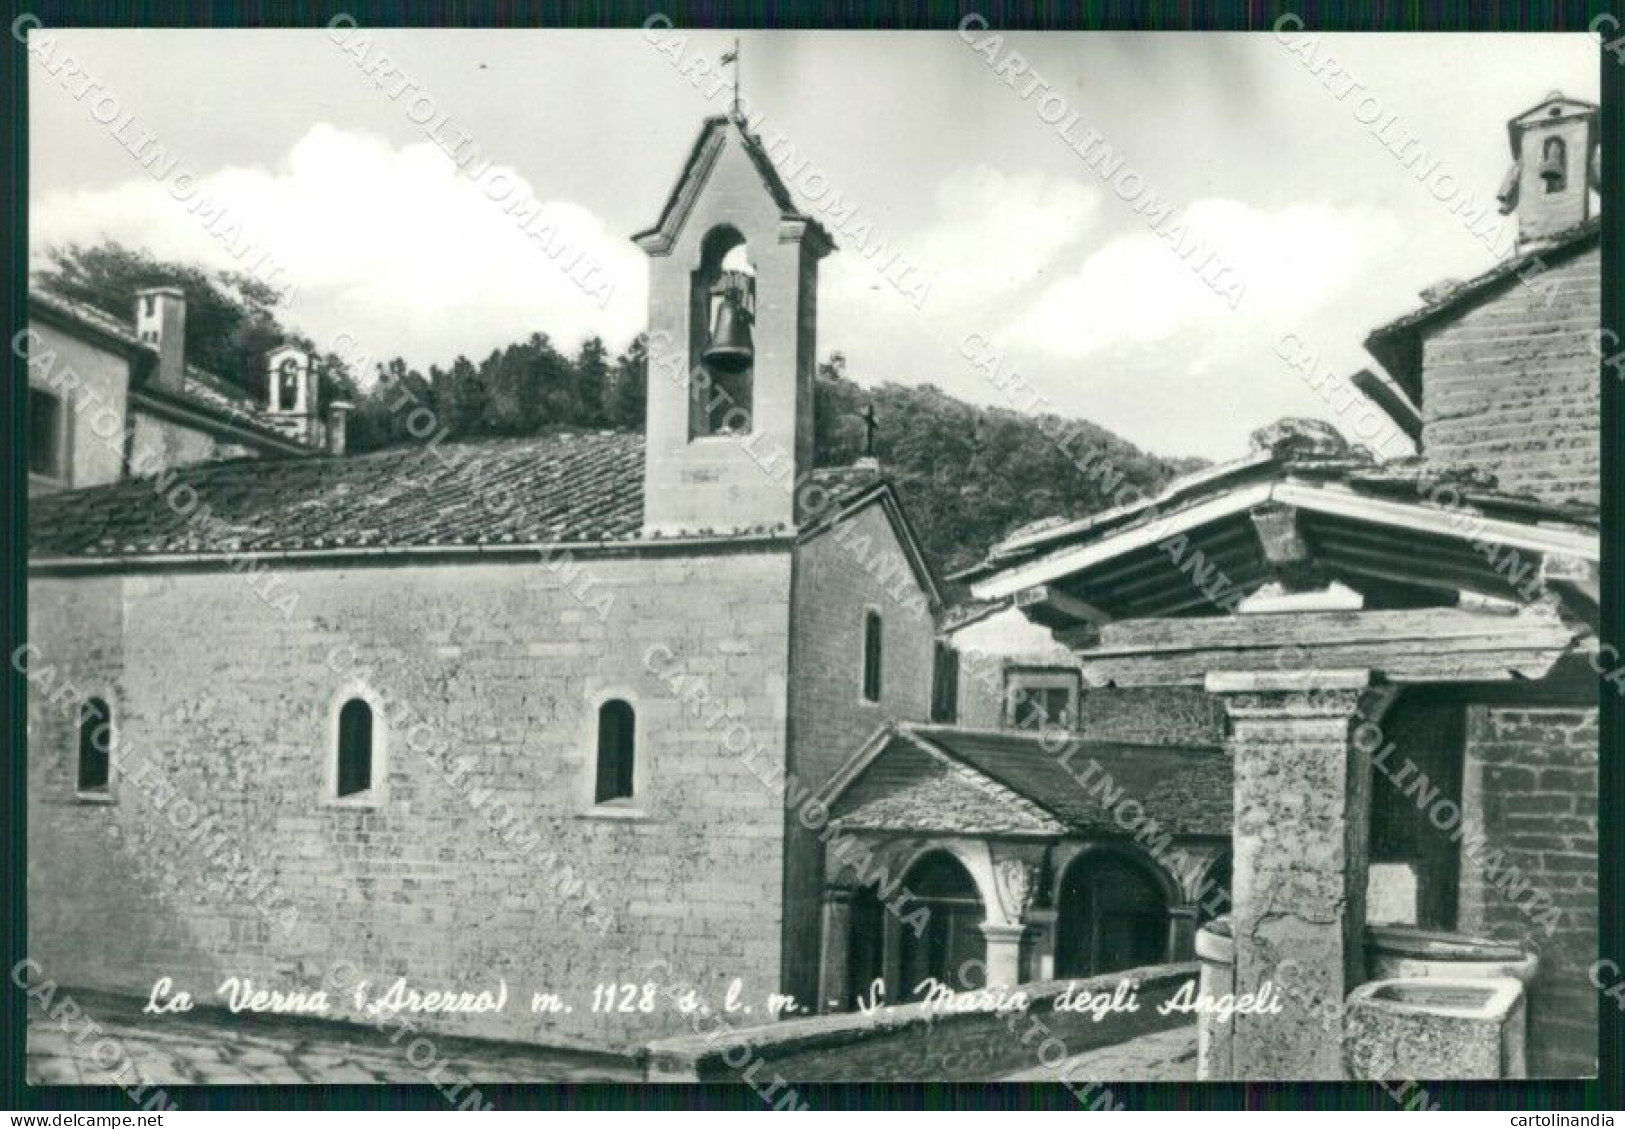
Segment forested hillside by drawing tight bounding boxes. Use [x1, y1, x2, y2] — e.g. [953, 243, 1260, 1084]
[37, 243, 1200, 577]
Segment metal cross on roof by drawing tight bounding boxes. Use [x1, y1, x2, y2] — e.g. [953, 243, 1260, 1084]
[861, 404, 879, 457]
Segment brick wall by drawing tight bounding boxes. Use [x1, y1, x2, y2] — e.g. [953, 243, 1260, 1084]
[1458, 704, 1598, 1076]
[1420, 243, 1599, 506]
[28, 548, 796, 1052]
[784, 501, 937, 1006]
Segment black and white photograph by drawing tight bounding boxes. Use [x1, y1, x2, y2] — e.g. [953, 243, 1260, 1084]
[5, 8, 1622, 1118]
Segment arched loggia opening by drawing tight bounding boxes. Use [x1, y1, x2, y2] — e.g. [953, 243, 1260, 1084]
[897, 852, 986, 1000]
[1055, 851, 1172, 977]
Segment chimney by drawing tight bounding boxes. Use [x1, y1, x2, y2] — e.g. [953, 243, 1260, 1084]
[1497, 90, 1599, 250]
[134, 286, 186, 390]
[325, 400, 354, 456]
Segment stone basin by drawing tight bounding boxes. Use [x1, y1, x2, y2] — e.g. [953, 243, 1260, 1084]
[1365, 924, 1539, 987]
[1345, 976, 1527, 1080]
[1362, 979, 1521, 1017]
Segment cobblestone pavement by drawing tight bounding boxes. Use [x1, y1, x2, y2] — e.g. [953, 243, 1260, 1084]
[1000, 1024, 1198, 1082]
[26, 991, 640, 1086]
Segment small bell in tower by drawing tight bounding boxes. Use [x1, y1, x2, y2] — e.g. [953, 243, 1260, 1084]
[702, 273, 755, 374]
[1539, 137, 1567, 190]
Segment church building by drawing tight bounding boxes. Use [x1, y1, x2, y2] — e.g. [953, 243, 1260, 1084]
[26, 113, 941, 1050]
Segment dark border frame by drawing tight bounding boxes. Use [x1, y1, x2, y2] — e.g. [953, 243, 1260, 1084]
[3, 0, 1619, 1113]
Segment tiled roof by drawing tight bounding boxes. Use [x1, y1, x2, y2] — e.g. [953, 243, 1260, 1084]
[29, 288, 148, 353]
[831, 724, 1230, 838]
[29, 288, 318, 454]
[28, 431, 883, 559]
[955, 444, 1599, 587]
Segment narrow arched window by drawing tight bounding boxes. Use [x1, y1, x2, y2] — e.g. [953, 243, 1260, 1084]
[77, 698, 112, 793]
[336, 698, 373, 798]
[595, 699, 636, 804]
[862, 611, 883, 703]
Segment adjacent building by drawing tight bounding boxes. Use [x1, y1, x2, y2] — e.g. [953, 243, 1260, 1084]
[902, 91, 1600, 1078]
[24, 287, 336, 496]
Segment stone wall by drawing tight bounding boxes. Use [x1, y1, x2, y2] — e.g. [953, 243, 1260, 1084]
[129, 412, 258, 474]
[1419, 243, 1599, 506]
[1458, 703, 1598, 1076]
[783, 501, 937, 1007]
[28, 547, 796, 1052]
[947, 605, 1076, 730]
[27, 320, 133, 491]
[645, 962, 1197, 1082]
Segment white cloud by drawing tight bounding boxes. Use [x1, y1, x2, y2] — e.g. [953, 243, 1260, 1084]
[31, 124, 648, 377]
[914, 165, 1103, 299]
[1009, 198, 1401, 360]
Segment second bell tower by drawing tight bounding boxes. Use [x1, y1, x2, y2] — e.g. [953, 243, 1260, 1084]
[633, 115, 834, 536]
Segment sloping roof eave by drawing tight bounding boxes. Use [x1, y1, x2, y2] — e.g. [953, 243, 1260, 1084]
[1363, 219, 1601, 402]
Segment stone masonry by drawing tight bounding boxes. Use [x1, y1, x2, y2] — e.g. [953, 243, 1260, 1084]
[28, 550, 797, 1052]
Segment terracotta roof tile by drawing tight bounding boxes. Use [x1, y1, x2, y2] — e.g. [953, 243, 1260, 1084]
[29, 431, 882, 559]
[832, 724, 1230, 838]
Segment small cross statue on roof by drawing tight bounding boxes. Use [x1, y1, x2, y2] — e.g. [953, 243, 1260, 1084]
[861, 404, 879, 457]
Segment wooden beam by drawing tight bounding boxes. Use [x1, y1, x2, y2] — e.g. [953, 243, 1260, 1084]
[1094, 605, 1568, 655]
[1250, 504, 1310, 567]
[1079, 605, 1578, 687]
[1014, 584, 1113, 629]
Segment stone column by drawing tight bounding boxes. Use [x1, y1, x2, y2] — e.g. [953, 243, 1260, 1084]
[817, 887, 853, 1013]
[1206, 669, 1373, 1080]
[1024, 909, 1059, 981]
[980, 923, 1027, 988]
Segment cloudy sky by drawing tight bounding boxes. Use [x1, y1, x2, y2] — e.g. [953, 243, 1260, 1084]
[29, 28, 1599, 460]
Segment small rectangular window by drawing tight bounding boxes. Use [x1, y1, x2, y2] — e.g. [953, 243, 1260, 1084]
[862, 611, 883, 703]
[29, 386, 64, 480]
[1005, 669, 1080, 731]
[77, 698, 112, 794]
[931, 642, 959, 723]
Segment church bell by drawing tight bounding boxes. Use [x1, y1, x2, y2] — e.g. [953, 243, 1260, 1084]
[1538, 140, 1567, 188]
[703, 290, 754, 374]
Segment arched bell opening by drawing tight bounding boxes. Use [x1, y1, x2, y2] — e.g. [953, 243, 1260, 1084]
[689, 226, 756, 439]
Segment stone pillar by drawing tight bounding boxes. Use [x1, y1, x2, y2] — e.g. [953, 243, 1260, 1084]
[1024, 909, 1058, 981]
[817, 887, 853, 1014]
[1168, 904, 1199, 961]
[980, 923, 1027, 987]
[881, 912, 903, 1003]
[1206, 669, 1372, 1080]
